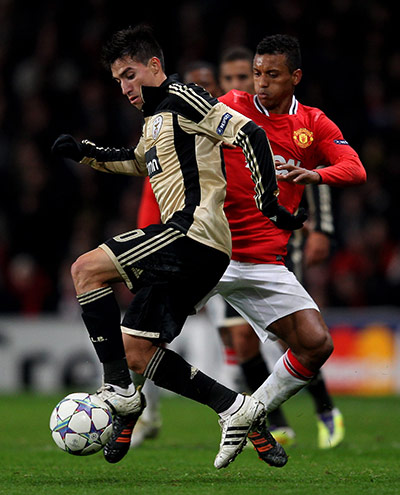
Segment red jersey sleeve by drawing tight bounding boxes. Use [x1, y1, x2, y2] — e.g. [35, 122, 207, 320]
[137, 177, 161, 228]
[312, 112, 366, 186]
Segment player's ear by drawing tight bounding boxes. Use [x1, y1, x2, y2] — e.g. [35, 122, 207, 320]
[292, 69, 302, 86]
[148, 57, 162, 75]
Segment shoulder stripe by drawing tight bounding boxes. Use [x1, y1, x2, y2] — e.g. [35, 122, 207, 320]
[170, 83, 213, 112]
[169, 83, 213, 116]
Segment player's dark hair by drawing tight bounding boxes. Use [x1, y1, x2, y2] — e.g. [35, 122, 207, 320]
[256, 34, 301, 73]
[220, 46, 253, 64]
[101, 24, 165, 70]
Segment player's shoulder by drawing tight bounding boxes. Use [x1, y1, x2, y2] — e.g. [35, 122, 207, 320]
[297, 101, 333, 128]
[168, 80, 218, 105]
[167, 80, 219, 121]
[219, 89, 253, 107]
[297, 101, 326, 119]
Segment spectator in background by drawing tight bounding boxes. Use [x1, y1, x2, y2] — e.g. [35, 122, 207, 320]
[219, 46, 254, 94]
[182, 60, 223, 97]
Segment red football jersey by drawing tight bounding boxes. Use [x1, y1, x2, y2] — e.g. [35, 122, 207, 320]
[219, 90, 365, 264]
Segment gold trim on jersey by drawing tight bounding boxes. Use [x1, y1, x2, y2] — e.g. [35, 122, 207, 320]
[121, 326, 161, 339]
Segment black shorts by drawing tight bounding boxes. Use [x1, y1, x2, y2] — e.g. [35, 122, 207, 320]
[100, 224, 229, 343]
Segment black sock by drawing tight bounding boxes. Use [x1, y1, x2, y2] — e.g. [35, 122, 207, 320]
[307, 370, 334, 414]
[103, 359, 132, 389]
[77, 287, 131, 388]
[241, 352, 290, 428]
[144, 347, 238, 414]
[241, 352, 269, 391]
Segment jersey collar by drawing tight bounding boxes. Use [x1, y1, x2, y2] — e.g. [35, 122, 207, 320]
[254, 94, 298, 116]
[142, 74, 180, 117]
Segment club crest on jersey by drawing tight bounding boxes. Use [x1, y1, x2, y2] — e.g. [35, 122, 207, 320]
[217, 112, 233, 135]
[293, 128, 314, 148]
[152, 115, 163, 140]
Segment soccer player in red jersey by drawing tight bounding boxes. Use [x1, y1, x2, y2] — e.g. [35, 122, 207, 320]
[217, 43, 346, 449]
[208, 34, 365, 431]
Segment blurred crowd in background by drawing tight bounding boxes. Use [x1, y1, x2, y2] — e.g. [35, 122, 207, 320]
[0, 0, 398, 317]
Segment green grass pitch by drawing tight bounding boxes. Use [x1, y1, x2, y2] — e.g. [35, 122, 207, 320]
[0, 392, 399, 495]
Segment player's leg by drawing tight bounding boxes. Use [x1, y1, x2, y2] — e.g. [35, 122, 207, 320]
[278, 336, 345, 448]
[219, 305, 295, 445]
[218, 262, 332, 459]
[71, 244, 146, 464]
[117, 234, 286, 469]
[286, 230, 344, 447]
[71, 246, 137, 396]
[232, 323, 295, 445]
[251, 308, 333, 412]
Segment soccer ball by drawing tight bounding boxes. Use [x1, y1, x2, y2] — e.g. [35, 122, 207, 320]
[50, 392, 113, 456]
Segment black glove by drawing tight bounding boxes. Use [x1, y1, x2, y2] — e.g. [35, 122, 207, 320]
[269, 205, 308, 230]
[51, 134, 84, 161]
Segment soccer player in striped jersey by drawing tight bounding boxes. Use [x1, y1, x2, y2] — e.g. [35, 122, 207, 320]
[52, 25, 302, 469]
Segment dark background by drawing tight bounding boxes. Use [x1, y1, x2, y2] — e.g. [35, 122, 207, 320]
[0, 0, 398, 315]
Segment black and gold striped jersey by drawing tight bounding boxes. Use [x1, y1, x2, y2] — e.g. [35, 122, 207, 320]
[80, 75, 278, 257]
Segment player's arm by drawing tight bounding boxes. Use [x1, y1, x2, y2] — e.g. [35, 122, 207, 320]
[175, 85, 305, 229]
[51, 134, 147, 176]
[205, 102, 307, 229]
[277, 114, 366, 186]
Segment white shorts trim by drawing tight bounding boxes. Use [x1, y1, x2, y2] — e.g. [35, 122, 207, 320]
[198, 261, 319, 343]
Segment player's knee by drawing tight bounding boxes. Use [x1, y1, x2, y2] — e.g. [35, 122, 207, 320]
[320, 330, 334, 361]
[71, 252, 101, 293]
[310, 325, 333, 366]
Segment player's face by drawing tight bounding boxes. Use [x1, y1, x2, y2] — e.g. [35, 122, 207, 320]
[111, 56, 161, 110]
[219, 60, 254, 94]
[253, 53, 302, 113]
[184, 68, 222, 97]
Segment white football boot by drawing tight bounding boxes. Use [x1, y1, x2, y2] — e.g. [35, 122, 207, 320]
[214, 395, 265, 469]
[96, 383, 146, 463]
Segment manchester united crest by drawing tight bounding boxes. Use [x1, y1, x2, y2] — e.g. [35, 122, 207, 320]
[293, 128, 314, 148]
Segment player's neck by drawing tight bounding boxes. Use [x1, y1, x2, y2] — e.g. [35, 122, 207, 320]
[269, 95, 295, 115]
[256, 94, 297, 116]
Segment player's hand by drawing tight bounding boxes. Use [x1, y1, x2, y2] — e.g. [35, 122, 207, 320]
[276, 164, 322, 184]
[222, 142, 237, 149]
[270, 205, 308, 230]
[51, 134, 84, 161]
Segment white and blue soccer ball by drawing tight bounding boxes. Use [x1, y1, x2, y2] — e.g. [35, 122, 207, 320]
[50, 392, 113, 456]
